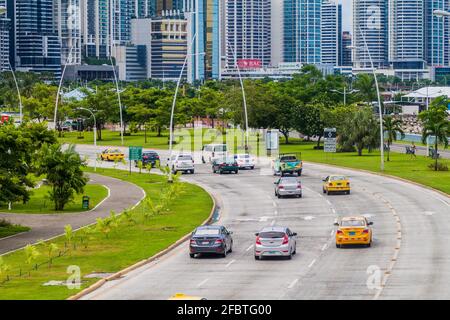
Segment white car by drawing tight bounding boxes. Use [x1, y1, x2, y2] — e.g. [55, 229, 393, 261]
[234, 154, 255, 169]
[202, 144, 228, 163]
[171, 154, 195, 174]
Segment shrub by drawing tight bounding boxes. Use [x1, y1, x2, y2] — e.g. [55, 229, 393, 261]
[428, 162, 448, 171]
[0, 219, 12, 228]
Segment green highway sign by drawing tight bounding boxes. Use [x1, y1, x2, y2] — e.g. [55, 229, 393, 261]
[129, 146, 143, 161]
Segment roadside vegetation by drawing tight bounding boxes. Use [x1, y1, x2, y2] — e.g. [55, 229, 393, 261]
[0, 219, 30, 239]
[0, 168, 213, 300]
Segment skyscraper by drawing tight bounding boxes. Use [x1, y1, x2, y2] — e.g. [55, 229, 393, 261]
[225, 0, 272, 69]
[284, 0, 321, 64]
[352, 0, 388, 68]
[389, 0, 426, 79]
[321, 1, 342, 66]
[0, 0, 10, 71]
[111, 0, 133, 45]
[81, 0, 111, 59]
[15, 0, 61, 77]
[424, 0, 450, 66]
[57, 0, 82, 65]
[341, 31, 352, 66]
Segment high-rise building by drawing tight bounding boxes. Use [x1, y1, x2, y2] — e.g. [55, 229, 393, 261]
[81, 0, 111, 59]
[341, 31, 352, 66]
[321, 1, 342, 66]
[184, 0, 207, 81]
[112, 0, 133, 45]
[271, 0, 284, 66]
[284, 0, 321, 64]
[0, 0, 10, 71]
[424, 0, 450, 66]
[352, 0, 388, 68]
[224, 0, 272, 69]
[15, 0, 61, 77]
[389, 0, 426, 79]
[57, 0, 82, 65]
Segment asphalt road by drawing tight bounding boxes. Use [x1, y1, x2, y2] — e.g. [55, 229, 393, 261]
[75, 145, 449, 300]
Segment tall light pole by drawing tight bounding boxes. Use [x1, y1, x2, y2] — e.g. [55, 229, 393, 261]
[330, 87, 359, 106]
[76, 107, 97, 147]
[348, 25, 385, 171]
[0, 6, 22, 124]
[54, 46, 74, 130]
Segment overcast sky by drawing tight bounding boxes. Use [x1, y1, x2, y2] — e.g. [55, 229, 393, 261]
[340, 0, 352, 33]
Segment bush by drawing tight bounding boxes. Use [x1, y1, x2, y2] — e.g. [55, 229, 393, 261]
[0, 219, 12, 228]
[428, 162, 448, 171]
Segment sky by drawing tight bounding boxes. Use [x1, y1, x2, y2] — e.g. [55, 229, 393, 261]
[340, 0, 352, 33]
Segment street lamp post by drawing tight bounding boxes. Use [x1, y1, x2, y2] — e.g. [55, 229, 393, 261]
[330, 87, 359, 106]
[348, 25, 385, 171]
[54, 46, 74, 131]
[1, 6, 23, 124]
[76, 107, 97, 147]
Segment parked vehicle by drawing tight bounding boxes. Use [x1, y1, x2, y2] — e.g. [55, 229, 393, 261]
[202, 144, 228, 163]
[274, 177, 302, 198]
[273, 153, 302, 176]
[335, 216, 373, 248]
[189, 225, 233, 258]
[171, 154, 195, 174]
[323, 175, 350, 195]
[135, 151, 160, 168]
[234, 154, 256, 169]
[254, 226, 297, 260]
[212, 157, 239, 174]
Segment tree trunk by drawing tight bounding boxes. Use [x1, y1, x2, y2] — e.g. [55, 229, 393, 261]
[357, 145, 363, 156]
[435, 141, 439, 171]
[387, 142, 390, 161]
[317, 136, 322, 148]
[144, 125, 147, 144]
[157, 126, 162, 137]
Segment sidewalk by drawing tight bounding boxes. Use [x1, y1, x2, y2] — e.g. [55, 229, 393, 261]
[0, 173, 145, 255]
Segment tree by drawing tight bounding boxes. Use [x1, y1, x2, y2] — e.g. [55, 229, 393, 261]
[340, 107, 380, 156]
[353, 73, 378, 106]
[383, 116, 405, 161]
[36, 144, 88, 211]
[419, 96, 450, 171]
[293, 103, 331, 148]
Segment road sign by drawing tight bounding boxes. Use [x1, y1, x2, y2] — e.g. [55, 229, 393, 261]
[324, 128, 337, 153]
[129, 146, 143, 161]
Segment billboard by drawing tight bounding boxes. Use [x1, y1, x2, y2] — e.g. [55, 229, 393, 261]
[237, 59, 262, 69]
[1, 114, 9, 124]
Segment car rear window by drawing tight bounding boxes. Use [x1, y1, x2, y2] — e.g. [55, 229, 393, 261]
[280, 177, 298, 183]
[259, 232, 286, 238]
[195, 229, 220, 236]
[214, 145, 227, 152]
[237, 154, 250, 159]
[281, 156, 297, 161]
[330, 176, 347, 181]
[178, 155, 193, 160]
[341, 220, 365, 227]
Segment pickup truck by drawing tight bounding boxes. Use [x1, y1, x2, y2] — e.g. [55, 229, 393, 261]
[273, 153, 303, 176]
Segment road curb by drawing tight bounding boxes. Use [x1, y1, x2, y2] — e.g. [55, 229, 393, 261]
[67, 186, 217, 301]
[304, 161, 449, 199]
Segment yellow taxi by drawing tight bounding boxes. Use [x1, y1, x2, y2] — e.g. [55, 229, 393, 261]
[335, 216, 373, 248]
[323, 175, 351, 195]
[100, 148, 125, 161]
[168, 293, 207, 300]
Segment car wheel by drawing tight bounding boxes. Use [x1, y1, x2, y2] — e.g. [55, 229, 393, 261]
[347, 190, 351, 195]
[277, 194, 281, 199]
[287, 251, 293, 260]
[191, 170, 195, 174]
[298, 194, 302, 198]
[190, 253, 196, 258]
[222, 247, 227, 258]
[336, 244, 341, 248]
[366, 242, 371, 248]
[228, 242, 233, 253]
[251, 166, 255, 170]
[293, 247, 297, 255]
[235, 170, 238, 174]
[323, 188, 326, 194]
[255, 255, 260, 260]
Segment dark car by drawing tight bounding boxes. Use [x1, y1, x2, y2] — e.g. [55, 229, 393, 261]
[212, 158, 239, 174]
[189, 226, 233, 258]
[135, 151, 160, 168]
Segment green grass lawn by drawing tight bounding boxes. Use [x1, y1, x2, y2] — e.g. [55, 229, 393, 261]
[0, 167, 213, 300]
[0, 222, 30, 239]
[0, 184, 108, 214]
[280, 141, 450, 195]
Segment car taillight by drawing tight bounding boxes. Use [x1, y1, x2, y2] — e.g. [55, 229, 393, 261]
[329, 183, 333, 187]
[297, 184, 302, 189]
[190, 239, 196, 245]
[256, 236, 261, 245]
[362, 229, 369, 234]
[336, 230, 343, 234]
[282, 235, 289, 245]
[347, 182, 350, 186]
[214, 239, 223, 244]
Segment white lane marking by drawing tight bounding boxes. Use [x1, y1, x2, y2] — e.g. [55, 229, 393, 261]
[197, 278, 209, 288]
[424, 211, 434, 216]
[246, 244, 254, 252]
[303, 216, 315, 221]
[288, 278, 299, 289]
[331, 208, 336, 214]
[308, 259, 317, 268]
[362, 214, 374, 219]
[274, 210, 278, 216]
[272, 201, 277, 208]
[225, 259, 236, 268]
[259, 216, 269, 222]
[321, 243, 328, 251]
[271, 220, 276, 226]
[330, 230, 335, 236]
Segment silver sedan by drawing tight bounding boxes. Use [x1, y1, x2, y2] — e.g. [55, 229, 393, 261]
[274, 177, 302, 198]
[254, 226, 297, 260]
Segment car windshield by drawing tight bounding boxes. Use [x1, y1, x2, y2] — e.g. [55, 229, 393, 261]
[143, 152, 157, 156]
[212, 145, 227, 152]
[280, 177, 298, 184]
[330, 176, 347, 181]
[341, 220, 365, 227]
[111, 150, 121, 153]
[178, 155, 192, 161]
[281, 156, 297, 161]
[204, 146, 213, 152]
[195, 229, 220, 236]
[237, 154, 250, 159]
[259, 231, 286, 239]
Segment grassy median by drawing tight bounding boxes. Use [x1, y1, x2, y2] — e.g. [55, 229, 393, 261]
[0, 168, 213, 300]
[281, 141, 450, 195]
[0, 185, 108, 214]
[0, 221, 30, 239]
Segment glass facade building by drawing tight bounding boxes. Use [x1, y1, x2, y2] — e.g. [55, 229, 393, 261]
[424, 0, 450, 66]
[321, 1, 342, 66]
[0, 0, 10, 71]
[284, 0, 321, 64]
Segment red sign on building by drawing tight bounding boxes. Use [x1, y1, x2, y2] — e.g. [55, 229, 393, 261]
[1, 115, 9, 124]
[237, 59, 262, 69]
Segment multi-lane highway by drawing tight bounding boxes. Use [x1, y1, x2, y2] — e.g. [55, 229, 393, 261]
[75, 145, 450, 300]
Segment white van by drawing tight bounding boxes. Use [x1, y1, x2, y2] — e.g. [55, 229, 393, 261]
[202, 144, 228, 163]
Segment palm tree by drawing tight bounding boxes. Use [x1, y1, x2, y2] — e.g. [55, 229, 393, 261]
[383, 116, 405, 161]
[419, 97, 450, 171]
[353, 73, 377, 106]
